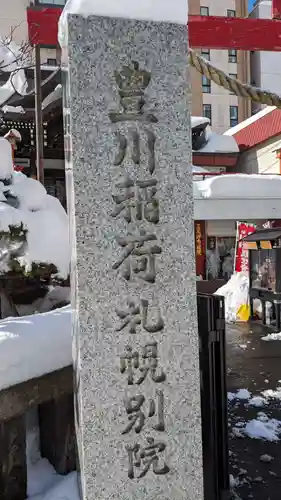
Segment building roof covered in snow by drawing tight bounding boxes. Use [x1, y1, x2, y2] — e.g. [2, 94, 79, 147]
[193, 173, 281, 220]
[192, 117, 239, 155]
[194, 173, 281, 199]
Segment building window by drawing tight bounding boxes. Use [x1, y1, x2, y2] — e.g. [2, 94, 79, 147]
[200, 6, 209, 16]
[230, 105, 238, 127]
[203, 104, 212, 124]
[201, 48, 210, 61]
[46, 58, 57, 66]
[227, 9, 236, 17]
[228, 49, 237, 63]
[202, 75, 211, 93]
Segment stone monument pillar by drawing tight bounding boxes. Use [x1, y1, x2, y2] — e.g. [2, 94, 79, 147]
[61, 2, 204, 499]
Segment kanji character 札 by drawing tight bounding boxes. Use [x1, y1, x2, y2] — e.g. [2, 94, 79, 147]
[126, 437, 170, 479]
[111, 174, 159, 223]
[121, 390, 165, 435]
[115, 299, 164, 334]
[112, 229, 162, 283]
[120, 342, 166, 385]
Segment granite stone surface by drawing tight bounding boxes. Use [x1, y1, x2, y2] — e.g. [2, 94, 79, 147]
[65, 14, 204, 500]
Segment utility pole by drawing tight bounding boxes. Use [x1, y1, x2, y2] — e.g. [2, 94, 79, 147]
[33, 1, 44, 185]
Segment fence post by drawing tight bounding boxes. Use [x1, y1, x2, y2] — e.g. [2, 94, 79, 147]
[0, 416, 27, 500]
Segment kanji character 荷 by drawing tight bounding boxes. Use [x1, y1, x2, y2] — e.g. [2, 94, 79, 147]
[112, 229, 162, 283]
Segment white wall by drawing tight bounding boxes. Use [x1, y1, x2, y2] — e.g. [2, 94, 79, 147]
[195, 197, 281, 220]
[237, 134, 281, 174]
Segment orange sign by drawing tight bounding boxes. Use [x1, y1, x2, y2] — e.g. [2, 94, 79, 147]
[195, 223, 202, 256]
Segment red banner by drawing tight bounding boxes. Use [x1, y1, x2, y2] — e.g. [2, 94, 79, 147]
[235, 222, 256, 273]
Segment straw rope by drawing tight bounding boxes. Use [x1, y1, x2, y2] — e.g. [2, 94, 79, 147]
[188, 48, 281, 108]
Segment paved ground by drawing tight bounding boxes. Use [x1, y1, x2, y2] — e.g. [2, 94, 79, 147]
[227, 322, 281, 500]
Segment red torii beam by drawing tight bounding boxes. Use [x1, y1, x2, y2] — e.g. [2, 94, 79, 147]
[27, 1, 281, 51]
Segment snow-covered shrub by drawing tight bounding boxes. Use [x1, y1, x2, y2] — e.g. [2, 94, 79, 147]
[0, 138, 70, 310]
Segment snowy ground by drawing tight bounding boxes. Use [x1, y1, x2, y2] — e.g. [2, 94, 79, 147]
[26, 410, 79, 500]
[227, 321, 281, 499]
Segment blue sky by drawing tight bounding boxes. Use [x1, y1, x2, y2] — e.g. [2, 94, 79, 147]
[248, 0, 255, 10]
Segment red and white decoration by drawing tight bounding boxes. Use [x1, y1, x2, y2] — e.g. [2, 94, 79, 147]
[234, 222, 256, 273]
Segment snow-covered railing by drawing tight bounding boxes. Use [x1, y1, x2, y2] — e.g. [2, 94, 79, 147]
[0, 365, 76, 500]
[0, 305, 74, 500]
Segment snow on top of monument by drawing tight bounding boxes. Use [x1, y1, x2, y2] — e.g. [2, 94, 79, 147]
[194, 173, 281, 199]
[0, 140, 70, 278]
[0, 305, 71, 390]
[58, 0, 188, 46]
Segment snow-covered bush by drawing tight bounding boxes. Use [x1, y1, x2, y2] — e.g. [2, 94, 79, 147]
[0, 138, 70, 312]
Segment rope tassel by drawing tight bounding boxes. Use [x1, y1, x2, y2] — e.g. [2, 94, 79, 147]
[188, 49, 281, 108]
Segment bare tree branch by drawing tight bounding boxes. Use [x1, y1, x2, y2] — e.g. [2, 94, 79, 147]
[0, 22, 34, 74]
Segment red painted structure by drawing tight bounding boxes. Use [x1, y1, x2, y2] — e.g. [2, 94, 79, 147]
[272, 0, 281, 18]
[231, 109, 281, 151]
[27, 7, 281, 51]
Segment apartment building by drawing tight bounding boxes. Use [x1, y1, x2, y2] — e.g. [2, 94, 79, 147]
[190, 0, 251, 134]
[249, 0, 281, 114]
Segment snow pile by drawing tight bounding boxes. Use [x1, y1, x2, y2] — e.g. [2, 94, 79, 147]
[228, 386, 281, 407]
[214, 273, 249, 323]
[58, 0, 188, 47]
[196, 174, 281, 199]
[0, 140, 70, 278]
[191, 116, 210, 128]
[0, 305, 72, 390]
[232, 407, 281, 442]
[262, 332, 281, 341]
[244, 415, 281, 442]
[262, 388, 281, 400]
[28, 465, 78, 500]
[249, 396, 267, 408]
[200, 131, 239, 154]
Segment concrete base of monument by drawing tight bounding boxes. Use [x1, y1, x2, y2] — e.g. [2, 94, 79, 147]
[227, 322, 281, 500]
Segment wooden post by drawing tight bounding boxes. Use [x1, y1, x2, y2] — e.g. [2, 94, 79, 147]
[34, 43, 45, 185]
[0, 416, 27, 500]
[39, 394, 76, 475]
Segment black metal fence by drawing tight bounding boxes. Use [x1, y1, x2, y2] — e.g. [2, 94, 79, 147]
[197, 292, 229, 500]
